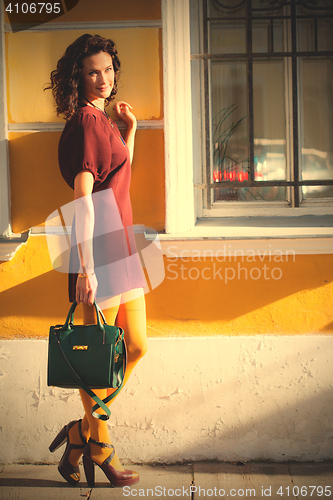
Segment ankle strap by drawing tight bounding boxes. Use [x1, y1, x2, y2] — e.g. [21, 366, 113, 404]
[70, 443, 85, 449]
[88, 438, 114, 449]
[78, 419, 87, 445]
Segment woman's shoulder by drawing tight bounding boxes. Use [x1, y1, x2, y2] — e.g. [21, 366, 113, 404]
[63, 105, 109, 135]
[71, 105, 103, 124]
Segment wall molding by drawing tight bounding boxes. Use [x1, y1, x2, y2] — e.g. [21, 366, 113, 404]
[8, 120, 164, 133]
[5, 20, 162, 33]
[155, 236, 333, 256]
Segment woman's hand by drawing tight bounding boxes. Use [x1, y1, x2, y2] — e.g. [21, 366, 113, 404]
[113, 101, 137, 130]
[76, 272, 98, 306]
[113, 101, 137, 162]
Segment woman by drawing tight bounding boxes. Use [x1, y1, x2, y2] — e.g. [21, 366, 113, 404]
[46, 34, 147, 488]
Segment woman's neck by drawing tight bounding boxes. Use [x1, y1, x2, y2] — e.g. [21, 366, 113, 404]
[82, 96, 105, 112]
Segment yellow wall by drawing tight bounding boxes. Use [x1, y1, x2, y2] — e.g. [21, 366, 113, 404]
[9, 129, 165, 233]
[0, 237, 332, 338]
[6, 28, 162, 123]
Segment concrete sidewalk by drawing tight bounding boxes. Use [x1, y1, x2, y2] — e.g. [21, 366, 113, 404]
[0, 461, 332, 499]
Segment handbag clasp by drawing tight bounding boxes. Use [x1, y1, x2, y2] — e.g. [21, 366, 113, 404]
[73, 345, 88, 350]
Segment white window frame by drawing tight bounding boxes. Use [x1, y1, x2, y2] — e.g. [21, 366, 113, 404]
[160, 0, 333, 253]
[0, 6, 30, 260]
[0, 3, 9, 237]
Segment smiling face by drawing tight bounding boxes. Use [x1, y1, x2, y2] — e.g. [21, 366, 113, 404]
[80, 51, 115, 108]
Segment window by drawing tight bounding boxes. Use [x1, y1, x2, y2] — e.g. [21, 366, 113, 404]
[191, 0, 333, 216]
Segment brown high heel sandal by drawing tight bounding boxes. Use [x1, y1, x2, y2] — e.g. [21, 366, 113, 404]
[49, 419, 87, 486]
[83, 438, 139, 488]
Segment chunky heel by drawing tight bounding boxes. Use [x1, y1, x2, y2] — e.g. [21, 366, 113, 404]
[83, 453, 95, 487]
[49, 425, 68, 452]
[48, 419, 87, 486]
[83, 438, 139, 488]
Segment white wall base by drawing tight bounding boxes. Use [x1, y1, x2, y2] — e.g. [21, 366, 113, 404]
[0, 336, 332, 464]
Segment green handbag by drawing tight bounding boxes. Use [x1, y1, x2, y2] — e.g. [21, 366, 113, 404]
[47, 300, 126, 420]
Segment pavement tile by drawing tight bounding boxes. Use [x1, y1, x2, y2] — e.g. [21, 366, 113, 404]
[0, 464, 90, 499]
[288, 462, 333, 499]
[89, 464, 193, 499]
[193, 462, 297, 500]
[193, 462, 256, 500]
[243, 463, 296, 500]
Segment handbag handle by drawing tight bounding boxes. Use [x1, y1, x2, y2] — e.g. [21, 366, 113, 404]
[63, 300, 107, 333]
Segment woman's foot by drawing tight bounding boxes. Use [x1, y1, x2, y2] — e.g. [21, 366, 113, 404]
[83, 439, 139, 488]
[90, 441, 125, 470]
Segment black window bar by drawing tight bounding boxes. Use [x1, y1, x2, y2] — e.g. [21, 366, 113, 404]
[199, 0, 333, 209]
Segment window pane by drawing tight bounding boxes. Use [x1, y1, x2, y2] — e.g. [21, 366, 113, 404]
[297, 7, 333, 52]
[299, 58, 333, 199]
[252, 20, 284, 53]
[253, 59, 287, 196]
[318, 19, 333, 51]
[211, 61, 248, 192]
[297, 19, 315, 52]
[210, 21, 246, 54]
[252, 21, 269, 53]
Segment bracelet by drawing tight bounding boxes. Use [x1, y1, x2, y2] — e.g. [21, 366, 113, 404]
[78, 271, 95, 279]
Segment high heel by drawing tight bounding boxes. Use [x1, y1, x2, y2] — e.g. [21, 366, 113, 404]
[83, 438, 139, 488]
[49, 419, 87, 486]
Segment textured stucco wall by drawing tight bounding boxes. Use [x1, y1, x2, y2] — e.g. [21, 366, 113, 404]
[0, 336, 332, 464]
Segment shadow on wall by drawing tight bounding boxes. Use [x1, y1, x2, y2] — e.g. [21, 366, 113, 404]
[0, 268, 78, 323]
[0, 250, 333, 332]
[0, 336, 332, 463]
[113, 336, 333, 462]
[145, 254, 333, 325]
[149, 390, 333, 462]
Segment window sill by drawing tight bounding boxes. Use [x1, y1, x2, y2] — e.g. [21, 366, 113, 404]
[0, 232, 29, 261]
[146, 216, 333, 256]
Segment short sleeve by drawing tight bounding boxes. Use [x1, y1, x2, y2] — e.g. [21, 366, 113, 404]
[58, 110, 112, 189]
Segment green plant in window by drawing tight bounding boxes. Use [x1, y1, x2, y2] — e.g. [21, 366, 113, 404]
[212, 103, 247, 180]
[212, 104, 267, 200]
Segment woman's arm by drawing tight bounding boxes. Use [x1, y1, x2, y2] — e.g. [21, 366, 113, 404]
[74, 171, 98, 306]
[113, 101, 137, 163]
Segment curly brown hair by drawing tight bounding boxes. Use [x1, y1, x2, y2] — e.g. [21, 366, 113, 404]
[45, 34, 121, 120]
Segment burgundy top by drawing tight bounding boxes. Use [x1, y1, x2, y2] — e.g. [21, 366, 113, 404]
[58, 105, 146, 302]
[59, 105, 133, 228]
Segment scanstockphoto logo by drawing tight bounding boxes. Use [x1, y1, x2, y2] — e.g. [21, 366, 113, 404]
[3, 0, 80, 32]
[45, 190, 165, 303]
